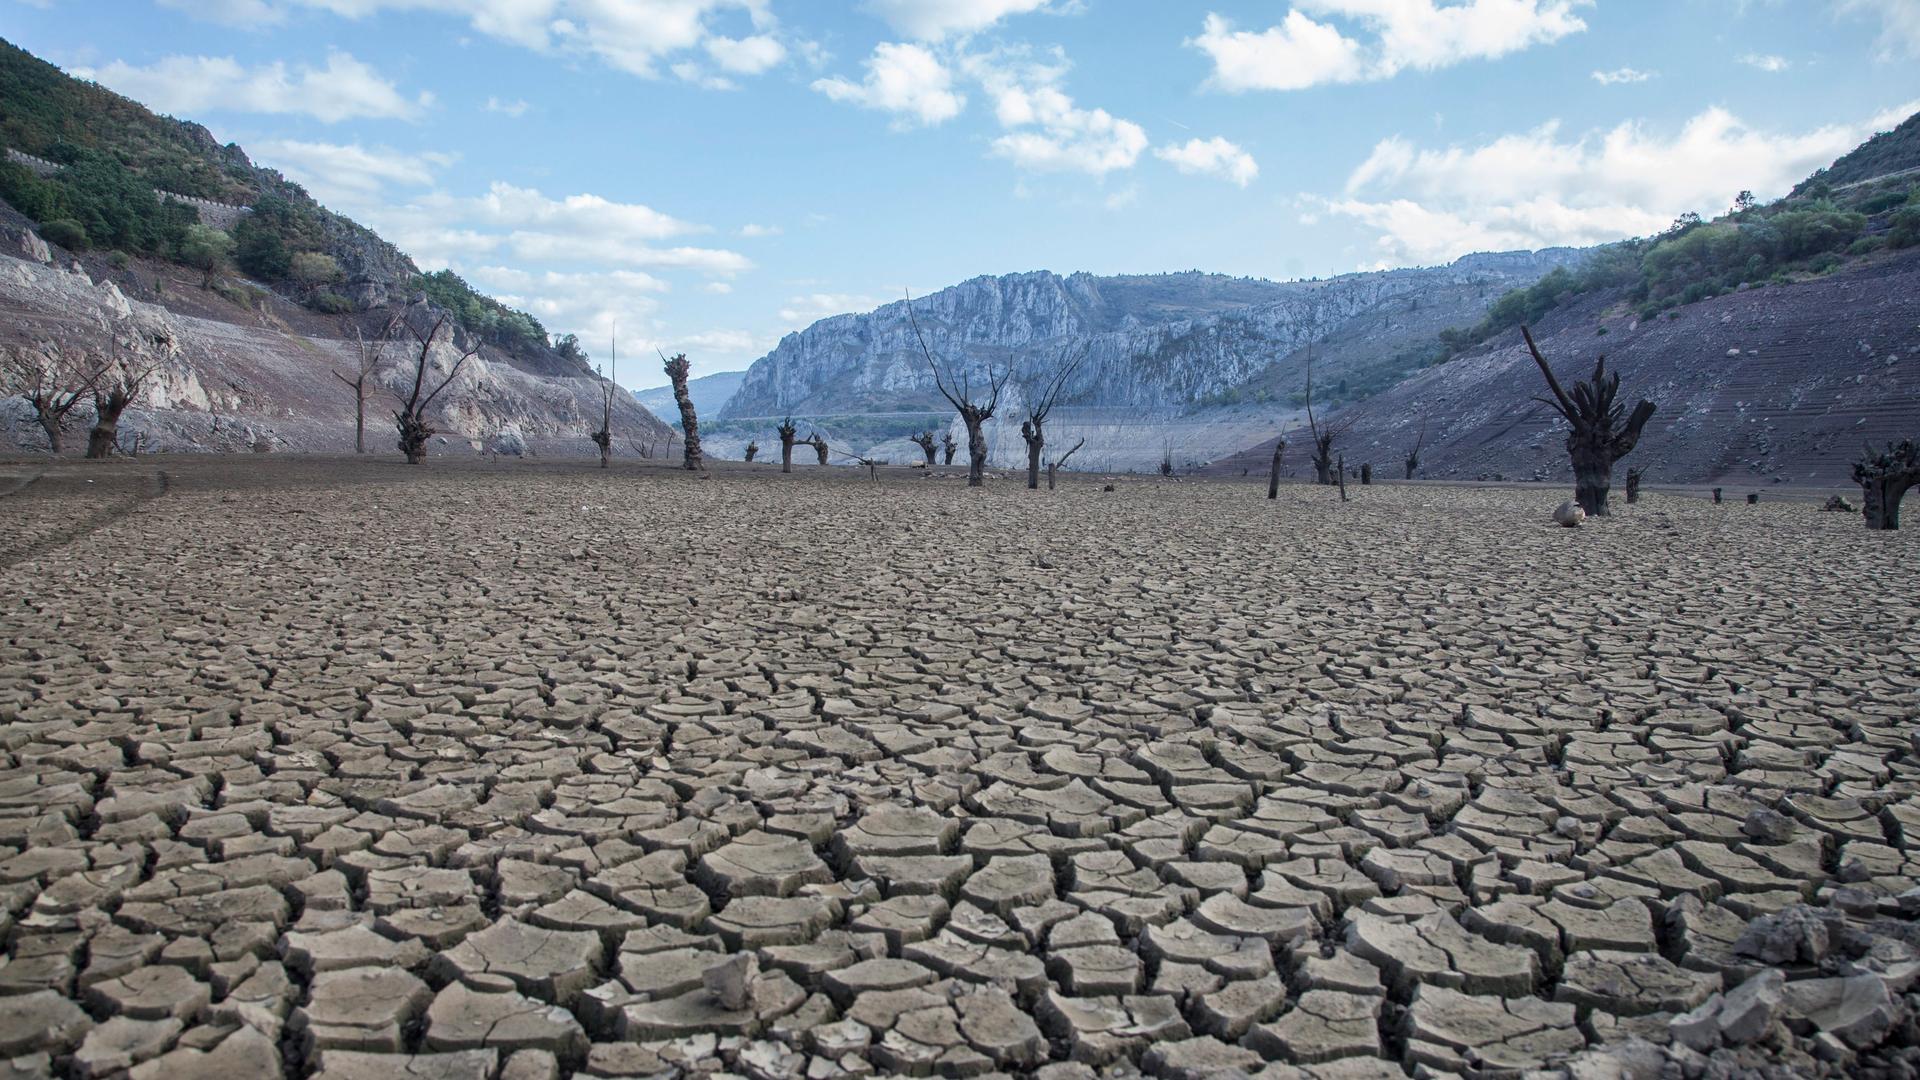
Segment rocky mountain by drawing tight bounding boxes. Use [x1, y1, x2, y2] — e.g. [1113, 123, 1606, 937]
[0, 38, 669, 456]
[635, 369, 745, 428]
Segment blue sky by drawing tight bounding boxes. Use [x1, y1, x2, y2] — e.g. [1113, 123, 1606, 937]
[6, 1, 1917, 384]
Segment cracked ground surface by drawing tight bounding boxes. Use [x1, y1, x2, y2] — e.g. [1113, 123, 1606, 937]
[2, 455, 1919, 1079]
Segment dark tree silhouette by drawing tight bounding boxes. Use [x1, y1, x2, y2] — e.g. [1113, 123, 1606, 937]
[86, 328, 170, 459]
[744, 440, 759, 463]
[1046, 436, 1085, 490]
[910, 430, 937, 465]
[1302, 348, 1354, 486]
[393, 306, 479, 465]
[806, 433, 829, 466]
[1625, 467, 1644, 504]
[662, 352, 701, 470]
[777, 418, 798, 473]
[1523, 326, 1657, 516]
[590, 331, 617, 468]
[1016, 346, 1089, 490]
[1267, 428, 1289, 500]
[906, 292, 1010, 488]
[941, 432, 957, 465]
[3, 343, 103, 452]
[1852, 440, 1920, 530]
[335, 313, 398, 455]
[1404, 418, 1427, 480]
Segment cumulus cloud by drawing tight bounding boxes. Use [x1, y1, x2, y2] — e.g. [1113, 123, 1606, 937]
[484, 97, 530, 116]
[250, 140, 454, 206]
[1191, 1, 1588, 92]
[705, 34, 787, 74]
[1839, 0, 1920, 58]
[1739, 53, 1790, 72]
[1327, 101, 1920, 265]
[1590, 67, 1652, 85]
[863, 0, 1055, 41]
[967, 51, 1147, 176]
[739, 223, 783, 237]
[79, 51, 431, 122]
[812, 42, 966, 127]
[1154, 136, 1259, 186]
[779, 293, 883, 325]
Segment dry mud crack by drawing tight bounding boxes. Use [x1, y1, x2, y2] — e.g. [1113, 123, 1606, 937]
[1, 456, 1918, 1079]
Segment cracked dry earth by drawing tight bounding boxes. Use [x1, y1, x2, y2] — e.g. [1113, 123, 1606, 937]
[2, 457, 1919, 1080]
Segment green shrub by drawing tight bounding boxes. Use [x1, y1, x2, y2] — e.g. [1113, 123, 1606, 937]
[309, 290, 354, 314]
[39, 217, 87, 250]
[1890, 206, 1920, 249]
[1848, 235, 1887, 256]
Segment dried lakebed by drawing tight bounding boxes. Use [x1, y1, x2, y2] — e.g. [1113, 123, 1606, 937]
[1, 456, 1918, 1079]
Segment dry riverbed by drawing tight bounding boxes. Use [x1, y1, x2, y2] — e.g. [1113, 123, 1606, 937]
[2, 455, 1918, 1078]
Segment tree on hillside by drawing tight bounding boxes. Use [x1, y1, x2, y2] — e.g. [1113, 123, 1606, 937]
[179, 224, 233, 288]
[1302, 346, 1354, 486]
[1523, 325, 1656, 516]
[1852, 440, 1919, 530]
[86, 322, 172, 458]
[1016, 346, 1090, 490]
[334, 313, 398, 454]
[906, 292, 1010, 488]
[2, 342, 103, 452]
[291, 251, 342, 301]
[393, 305, 480, 465]
[662, 352, 701, 470]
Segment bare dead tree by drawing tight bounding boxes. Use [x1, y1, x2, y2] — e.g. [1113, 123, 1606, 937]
[1267, 426, 1290, 500]
[1852, 440, 1920, 530]
[1046, 436, 1085, 490]
[1302, 346, 1354, 486]
[335, 313, 398, 454]
[1404, 418, 1427, 480]
[394, 306, 480, 465]
[1523, 325, 1656, 516]
[1337, 455, 1348, 502]
[910, 430, 937, 466]
[941, 431, 957, 465]
[905, 292, 1010, 488]
[744, 440, 759, 463]
[1625, 467, 1643, 504]
[86, 326, 171, 459]
[2, 343, 103, 453]
[829, 442, 885, 481]
[1016, 346, 1090, 490]
[1359, 462, 1372, 486]
[591, 329, 617, 468]
[661, 352, 701, 471]
[804, 432, 829, 466]
[1160, 438, 1174, 478]
[777, 417, 798, 473]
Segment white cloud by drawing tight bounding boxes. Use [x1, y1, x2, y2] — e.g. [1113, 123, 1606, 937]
[250, 140, 454, 205]
[739, 223, 783, 237]
[1590, 66, 1652, 84]
[779, 293, 883, 325]
[466, 265, 669, 370]
[1739, 53, 1790, 72]
[1103, 185, 1139, 210]
[1192, 1, 1588, 92]
[967, 51, 1147, 176]
[1328, 101, 1920, 265]
[1838, 0, 1920, 58]
[705, 34, 786, 74]
[703, 281, 735, 294]
[812, 42, 966, 127]
[79, 51, 431, 122]
[484, 96, 530, 116]
[157, 0, 286, 26]
[863, 0, 1056, 41]
[1155, 136, 1259, 186]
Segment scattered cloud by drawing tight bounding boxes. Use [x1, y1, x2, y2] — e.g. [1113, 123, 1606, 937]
[1103, 185, 1139, 211]
[466, 265, 670, 366]
[250, 140, 454, 204]
[779, 293, 883, 325]
[78, 51, 431, 122]
[1155, 136, 1258, 186]
[157, 0, 286, 26]
[863, 0, 1056, 41]
[483, 96, 530, 117]
[703, 281, 735, 294]
[812, 42, 966, 127]
[1328, 101, 1920, 265]
[967, 50, 1146, 176]
[1591, 67, 1653, 85]
[1739, 52, 1790, 72]
[1191, 1, 1588, 92]
[1838, 0, 1920, 59]
[739, 223, 783, 237]
[705, 34, 786, 74]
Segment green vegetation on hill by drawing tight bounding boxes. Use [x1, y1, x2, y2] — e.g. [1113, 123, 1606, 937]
[416, 269, 548, 352]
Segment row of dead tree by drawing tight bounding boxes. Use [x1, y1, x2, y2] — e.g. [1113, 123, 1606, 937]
[3, 320, 176, 458]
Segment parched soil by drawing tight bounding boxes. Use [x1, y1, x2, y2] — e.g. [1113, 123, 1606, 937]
[2, 456, 1918, 1078]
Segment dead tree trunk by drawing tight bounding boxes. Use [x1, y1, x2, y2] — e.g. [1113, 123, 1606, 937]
[806, 434, 829, 466]
[1853, 440, 1920, 530]
[3, 344, 102, 453]
[393, 307, 478, 465]
[1523, 326, 1656, 516]
[86, 344, 162, 458]
[778, 418, 797, 473]
[663, 352, 701, 471]
[941, 433, 957, 465]
[906, 292, 1009, 489]
[1337, 455, 1348, 502]
[1360, 462, 1372, 486]
[1312, 435, 1335, 485]
[1625, 467, 1643, 504]
[1015, 346, 1088, 491]
[1267, 434, 1287, 499]
[335, 314, 396, 454]
[744, 441, 759, 463]
[1046, 437, 1084, 490]
[1302, 346, 1350, 486]
[1022, 420, 1044, 490]
[1404, 419, 1427, 480]
[910, 431, 936, 465]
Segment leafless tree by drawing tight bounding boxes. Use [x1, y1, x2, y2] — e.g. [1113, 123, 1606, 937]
[1016, 346, 1089, 490]
[829, 442, 886, 481]
[1625, 467, 1644, 504]
[1302, 346, 1354, 486]
[393, 306, 480, 465]
[2, 343, 103, 452]
[1046, 436, 1085, 490]
[1404, 418, 1427, 480]
[1523, 326, 1656, 516]
[86, 326, 172, 459]
[1337, 455, 1349, 501]
[1852, 440, 1919, 530]
[744, 440, 759, 463]
[1267, 426, 1290, 500]
[661, 352, 701, 471]
[804, 432, 829, 466]
[777, 417, 798, 473]
[910, 430, 937, 466]
[334, 313, 398, 454]
[1359, 462, 1372, 486]
[905, 292, 1010, 488]
[1160, 440, 1174, 477]
[941, 431, 957, 465]
[591, 330, 617, 468]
